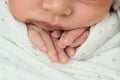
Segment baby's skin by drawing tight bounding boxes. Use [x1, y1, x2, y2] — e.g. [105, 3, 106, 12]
[28, 24, 89, 64]
[9, 0, 114, 63]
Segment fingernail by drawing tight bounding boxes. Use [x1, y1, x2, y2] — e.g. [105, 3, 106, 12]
[60, 57, 68, 64]
[51, 56, 59, 63]
[69, 50, 75, 57]
[42, 47, 48, 52]
[50, 55, 58, 62]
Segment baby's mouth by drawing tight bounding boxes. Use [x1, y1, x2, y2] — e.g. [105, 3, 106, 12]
[31, 20, 66, 31]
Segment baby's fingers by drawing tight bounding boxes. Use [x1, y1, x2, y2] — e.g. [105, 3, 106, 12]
[28, 25, 48, 52]
[39, 29, 59, 62]
[52, 38, 69, 64]
[51, 30, 62, 38]
[28, 25, 58, 63]
[58, 28, 87, 48]
[70, 31, 89, 47]
[65, 47, 76, 57]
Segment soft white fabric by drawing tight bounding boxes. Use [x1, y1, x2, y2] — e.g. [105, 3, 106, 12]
[0, 0, 120, 80]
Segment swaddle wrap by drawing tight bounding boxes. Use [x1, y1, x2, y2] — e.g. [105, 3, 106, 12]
[0, 0, 120, 80]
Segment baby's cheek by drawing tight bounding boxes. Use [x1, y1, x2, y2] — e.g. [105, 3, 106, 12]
[9, 1, 30, 22]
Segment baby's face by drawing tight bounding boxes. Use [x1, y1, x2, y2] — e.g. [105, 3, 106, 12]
[9, 0, 114, 30]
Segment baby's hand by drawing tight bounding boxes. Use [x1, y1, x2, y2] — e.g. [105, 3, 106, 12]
[51, 37, 70, 64]
[28, 24, 72, 64]
[28, 24, 59, 63]
[51, 28, 89, 57]
[28, 24, 89, 64]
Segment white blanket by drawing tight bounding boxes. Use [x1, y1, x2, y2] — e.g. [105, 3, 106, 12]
[0, 0, 120, 80]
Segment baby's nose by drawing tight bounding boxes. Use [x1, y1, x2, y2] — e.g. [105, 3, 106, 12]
[42, 0, 72, 16]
